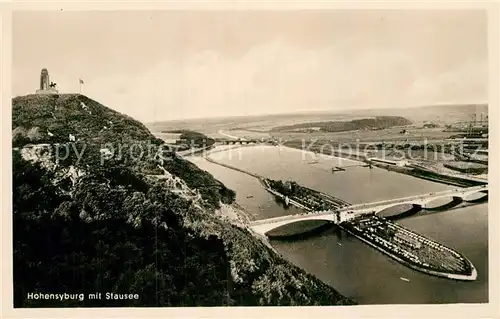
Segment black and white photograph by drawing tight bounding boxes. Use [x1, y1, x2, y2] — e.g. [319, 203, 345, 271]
[3, 2, 499, 318]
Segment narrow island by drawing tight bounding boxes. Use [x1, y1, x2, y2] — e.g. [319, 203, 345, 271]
[342, 215, 477, 281]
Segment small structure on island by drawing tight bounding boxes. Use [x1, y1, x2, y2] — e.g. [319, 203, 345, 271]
[36, 68, 59, 94]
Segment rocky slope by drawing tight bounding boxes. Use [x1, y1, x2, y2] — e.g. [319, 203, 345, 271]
[12, 93, 355, 307]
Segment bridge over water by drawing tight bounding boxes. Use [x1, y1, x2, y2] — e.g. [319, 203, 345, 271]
[214, 138, 275, 145]
[249, 185, 488, 235]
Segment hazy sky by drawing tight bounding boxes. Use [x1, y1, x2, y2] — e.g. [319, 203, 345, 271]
[12, 10, 488, 122]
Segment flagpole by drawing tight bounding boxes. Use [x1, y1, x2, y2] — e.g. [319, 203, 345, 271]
[79, 78, 83, 94]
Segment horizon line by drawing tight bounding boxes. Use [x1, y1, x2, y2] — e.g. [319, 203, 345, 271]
[144, 101, 489, 125]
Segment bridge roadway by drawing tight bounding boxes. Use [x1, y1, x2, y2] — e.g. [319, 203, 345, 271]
[336, 185, 486, 212]
[249, 185, 488, 235]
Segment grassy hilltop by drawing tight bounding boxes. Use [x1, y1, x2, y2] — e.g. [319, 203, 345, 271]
[12, 93, 355, 307]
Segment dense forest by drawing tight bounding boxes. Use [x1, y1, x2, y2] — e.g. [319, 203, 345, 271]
[271, 116, 412, 132]
[12, 94, 355, 307]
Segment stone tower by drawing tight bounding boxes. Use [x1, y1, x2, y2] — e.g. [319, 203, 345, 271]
[40, 68, 49, 90]
[36, 68, 58, 94]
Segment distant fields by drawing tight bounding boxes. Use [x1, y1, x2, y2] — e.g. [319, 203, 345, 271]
[146, 104, 487, 143]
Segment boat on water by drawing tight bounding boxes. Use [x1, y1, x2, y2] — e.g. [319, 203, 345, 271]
[400, 277, 410, 282]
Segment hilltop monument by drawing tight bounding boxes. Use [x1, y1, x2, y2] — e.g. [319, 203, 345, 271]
[36, 68, 58, 94]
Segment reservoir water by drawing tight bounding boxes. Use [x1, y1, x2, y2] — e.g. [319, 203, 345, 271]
[188, 145, 488, 304]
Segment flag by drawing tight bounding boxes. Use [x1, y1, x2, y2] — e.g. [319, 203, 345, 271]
[79, 78, 84, 84]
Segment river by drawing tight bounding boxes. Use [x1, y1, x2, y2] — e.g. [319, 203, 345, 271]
[187, 145, 488, 304]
